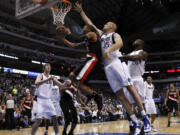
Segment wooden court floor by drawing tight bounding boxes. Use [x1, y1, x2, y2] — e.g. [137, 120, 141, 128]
[0, 117, 179, 135]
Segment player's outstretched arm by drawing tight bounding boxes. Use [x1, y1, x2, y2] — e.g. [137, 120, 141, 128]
[74, 2, 102, 36]
[63, 39, 86, 49]
[53, 77, 64, 87]
[104, 33, 123, 60]
[35, 74, 53, 85]
[122, 51, 148, 61]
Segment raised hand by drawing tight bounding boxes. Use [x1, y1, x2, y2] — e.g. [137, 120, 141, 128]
[74, 1, 83, 13]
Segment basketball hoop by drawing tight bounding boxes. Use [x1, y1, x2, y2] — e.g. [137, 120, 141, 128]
[50, 0, 72, 25]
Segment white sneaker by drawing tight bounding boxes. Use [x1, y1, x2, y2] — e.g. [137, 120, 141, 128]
[133, 121, 143, 135]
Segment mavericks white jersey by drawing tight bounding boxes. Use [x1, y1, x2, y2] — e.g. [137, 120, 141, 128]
[101, 32, 122, 66]
[51, 85, 60, 102]
[145, 81, 154, 100]
[128, 50, 145, 77]
[36, 73, 53, 99]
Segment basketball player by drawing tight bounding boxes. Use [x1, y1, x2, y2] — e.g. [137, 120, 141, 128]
[60, 79, 84, 135]
[164, 83, 180, 127]
[121, 39, 147, 135]
[31, 63, 65, 135]
[56, 24, 103, 111]
[44, 83, 64, 135]
[21, 91, 34, 125]
[144, 76, 157, 132]
[74, 2, 151, 134]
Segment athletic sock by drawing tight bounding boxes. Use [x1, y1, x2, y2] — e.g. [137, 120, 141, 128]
[141, 110, 146, 116]
[130, 114, 138, 124]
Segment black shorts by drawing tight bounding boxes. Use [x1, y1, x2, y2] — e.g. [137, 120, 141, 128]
[167, 99, 178, 112]
[73, 53, 101, 85]
[60, 93, 77, 123]
[23, 109, 32, 118]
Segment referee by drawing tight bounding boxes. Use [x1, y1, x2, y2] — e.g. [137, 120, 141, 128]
[5, 94, 15, 129]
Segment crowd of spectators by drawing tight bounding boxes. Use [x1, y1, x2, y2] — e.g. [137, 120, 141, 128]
[0, 71, 170, 130]
[0, 71, 127, 130]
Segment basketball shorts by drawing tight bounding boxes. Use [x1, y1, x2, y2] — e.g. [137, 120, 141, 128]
[32, 97, 56, 121]
[23, 108, 32, 118]
[167, 99, 178, 112]
[74, 53, 101, 84]
[52, 101, 63, 117]
[105, 59, 132, 93]
[145, 99, 157, 114]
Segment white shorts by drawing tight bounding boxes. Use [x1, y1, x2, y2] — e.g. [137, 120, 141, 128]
[32, 98, 56, 121]
[105, 59, 132, 93]
[145, 99, 157, 115]
[124, 76, 145, 104]
[52, 102, 63, 117]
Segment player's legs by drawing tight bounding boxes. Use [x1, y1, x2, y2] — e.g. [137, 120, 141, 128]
[151, 114, 156, 124]
[105, 60, 151, 133]
[167, 100, 173, 127]
[116, 89, 134, 115]
[31, 119, 41, 135]
[52, 116, 59, 135]
[60, 97, 72, 135]
[68, 103, 78, 135]
[126, 85, 145, 115]
[44, 119, 49, 135]
[69, 56, 103, 110]
[105, 63, 143, 134]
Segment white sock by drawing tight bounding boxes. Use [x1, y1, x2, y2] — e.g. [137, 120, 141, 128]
[130, 114, 138, 124]
[141, 110, 146, 116]
[130, 121, 134, 126]
[55, 133, 59, 135]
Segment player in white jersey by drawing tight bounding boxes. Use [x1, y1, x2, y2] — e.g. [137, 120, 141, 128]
[123, 39, 147, 104]
[31, 63, 65, 135]
[144, 76, 157, 132]
[121, 39, 147, 134]
[44, 84, 64, 135]
[74, 2, 151, 134]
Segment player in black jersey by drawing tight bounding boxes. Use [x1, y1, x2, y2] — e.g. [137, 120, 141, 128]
[21, 91, 34, 125]
[164, 83, 180, 127]
[60, 79, 84, 135]
[56, 25, 103, 111]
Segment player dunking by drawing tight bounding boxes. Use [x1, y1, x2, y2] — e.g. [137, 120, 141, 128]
[31, 63, 65, 135]
[74, 2, 151, 134]
[56, 24, 103, 111]
[144, 76, 157, 132]
[164, 83, 180, 127]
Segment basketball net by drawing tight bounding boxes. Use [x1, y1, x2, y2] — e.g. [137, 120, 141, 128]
[50, 0, 72, 25]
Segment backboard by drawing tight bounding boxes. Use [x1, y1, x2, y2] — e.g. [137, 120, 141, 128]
[15, 0, 59, 19]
